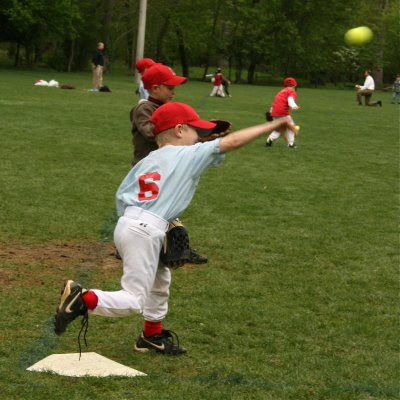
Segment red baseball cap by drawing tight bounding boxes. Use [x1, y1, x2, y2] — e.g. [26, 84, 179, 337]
[142, 64, 187, 90]
[135, 58, 156, 73]
[284, 77, 297, 87]
[150, 102, 216, 136]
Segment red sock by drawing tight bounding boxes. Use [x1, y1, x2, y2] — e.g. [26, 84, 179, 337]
[143, 320, 162, 337]
[82, 290, 98, 310]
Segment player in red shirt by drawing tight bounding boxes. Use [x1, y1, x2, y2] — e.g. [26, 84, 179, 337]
[209, 68, 225, 97]
[266, 77, 299, 148]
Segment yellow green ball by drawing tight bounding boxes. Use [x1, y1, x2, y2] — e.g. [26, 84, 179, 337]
[344, 26, 373, 46]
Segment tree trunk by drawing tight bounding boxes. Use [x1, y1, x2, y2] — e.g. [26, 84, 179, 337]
[176, 26, 189, 77]
[155, 16, 170, 64]
[247, 62, 256, 84]
[25, 44, 33, 67]
[125, 0, 133, 71]
[34, 43, 41, 64]
[202, 2, 222, 80]
[68, 40, 75, 72]
[103, 0, 114, 46]
[130, 29, 136, 73]
[235, 55, 242, 83]
[228, 56, 232, 81]
[374, 0, 390, 86]
[14, 42, 20, 67]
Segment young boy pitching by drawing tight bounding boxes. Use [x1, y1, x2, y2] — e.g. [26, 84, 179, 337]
[54, 103, 295, 355]
[266, 77, 299, 148]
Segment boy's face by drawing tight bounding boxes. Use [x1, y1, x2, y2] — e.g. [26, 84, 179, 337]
[149, 84, 176, 103]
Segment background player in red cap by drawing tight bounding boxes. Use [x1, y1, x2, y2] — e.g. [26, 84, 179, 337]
[130, 63, 187, 166]
[266, 77, 300, 148]
[54, 102, 296, 356]
[135, 58, 156, 101]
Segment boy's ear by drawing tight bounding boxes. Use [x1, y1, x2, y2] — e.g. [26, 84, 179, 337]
[174, 124, 184, 138]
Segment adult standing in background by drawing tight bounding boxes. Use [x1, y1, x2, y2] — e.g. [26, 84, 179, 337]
[355, 70, 382, 107]
[91, 42, 105, 92]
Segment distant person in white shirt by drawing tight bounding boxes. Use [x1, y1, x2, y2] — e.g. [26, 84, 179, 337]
[355, 70, 382, 107]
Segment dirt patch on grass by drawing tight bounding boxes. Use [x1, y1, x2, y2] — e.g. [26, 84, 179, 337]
[0, 241, 119, 267]
[0, 241, 121, 289]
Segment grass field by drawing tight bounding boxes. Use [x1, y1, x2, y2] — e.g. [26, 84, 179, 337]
[0, 68, 398, 400]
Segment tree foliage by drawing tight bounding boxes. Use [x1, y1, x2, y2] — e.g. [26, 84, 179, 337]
[0, 0, 397, 84]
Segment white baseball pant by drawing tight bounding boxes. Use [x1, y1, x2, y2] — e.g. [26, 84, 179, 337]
[210, 85, 225, 97]
[267, 115, 295, 146]
[91, 206, 171, 322]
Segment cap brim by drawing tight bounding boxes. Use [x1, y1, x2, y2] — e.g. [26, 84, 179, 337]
[163, 76, 188, 86]
[189, 120, 217, 136]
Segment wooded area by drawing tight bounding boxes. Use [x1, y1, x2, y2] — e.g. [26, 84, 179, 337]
[0, 0, 398, 85]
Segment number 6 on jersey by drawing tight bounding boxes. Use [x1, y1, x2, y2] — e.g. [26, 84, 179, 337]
[138, 172, 161, 201]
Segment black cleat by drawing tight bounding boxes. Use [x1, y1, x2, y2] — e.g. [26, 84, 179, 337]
[266, 139, 273, 147]
[188, 248, 208, 264]
[377, 100, 382, 107]
[288, 143, 297, 148]
[54, 280, 88, 336]
[134, 330, 187, 355]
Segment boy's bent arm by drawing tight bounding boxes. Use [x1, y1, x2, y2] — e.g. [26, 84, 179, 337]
[219, 118, 295, 153]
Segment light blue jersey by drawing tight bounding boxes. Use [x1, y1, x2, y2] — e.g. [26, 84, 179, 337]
[138, 80, 149, 100]
[116, 139, 224, 221]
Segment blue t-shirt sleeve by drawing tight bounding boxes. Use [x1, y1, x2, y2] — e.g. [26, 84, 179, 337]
[183, 139, 225, 178]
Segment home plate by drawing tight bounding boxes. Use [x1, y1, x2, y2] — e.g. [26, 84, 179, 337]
[27, 352, 147, 377]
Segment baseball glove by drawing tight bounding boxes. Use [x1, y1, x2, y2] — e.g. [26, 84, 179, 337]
[159, 220, 191, 269]
[265, 111, 273, 121]
[198, 119, 232, 142]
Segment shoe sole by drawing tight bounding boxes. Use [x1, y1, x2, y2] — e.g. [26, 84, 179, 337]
[57, 280, 74, 312]
[134, 345, 150, 353]
[134, 344, 187, 355]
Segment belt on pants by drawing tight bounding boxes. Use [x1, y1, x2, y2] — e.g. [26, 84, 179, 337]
[124, 206, 169, 232]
